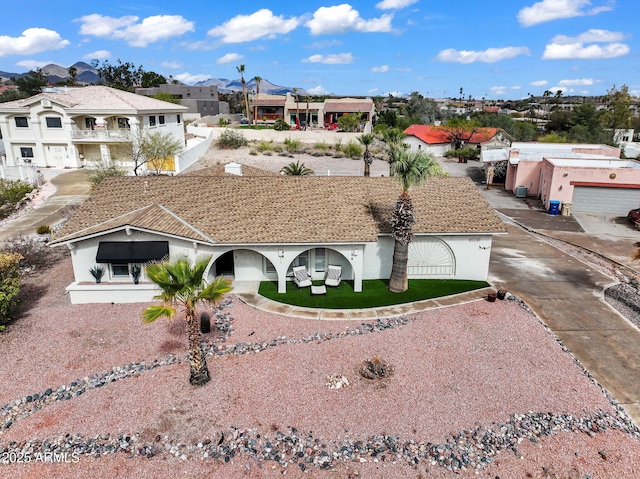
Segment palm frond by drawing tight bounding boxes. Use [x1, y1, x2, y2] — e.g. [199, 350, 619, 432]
[142, 305, 175, 324]
[199, 277, 233, 303]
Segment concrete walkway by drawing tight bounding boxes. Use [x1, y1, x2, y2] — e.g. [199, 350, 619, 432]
[0, 169, 90, 242]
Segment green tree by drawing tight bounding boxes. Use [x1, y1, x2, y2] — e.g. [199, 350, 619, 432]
[236, 64, 250, 120]
[439, 118, 481, 150]
[143, 256, 232, 386]
[388, 150, 444, 293]
[273, 118, 290, 131]
[142, 132, 184, 175]
[337, 112, 361, 132]
[280, 161, 314, 176]
[67, 66, 77, 86]
[91, 59, 144, 90]
[602, 84, 634, 130]
[402, 92, 440, 125]
[141, 71, 167, 88]
[381, 127, 407, 161]
[358, 133, 376, 177]
[14, 69, 48, 96]
[253, 76, 262, 125]
[114, 129, 183, 175]
[152, 91, 181, 104]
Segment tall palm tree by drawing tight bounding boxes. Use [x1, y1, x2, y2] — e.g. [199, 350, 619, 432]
[67, 66, 77, 86]
[281, 160, 314, 176]
[142, 256, 232, 386]
[236, 64, 250, 121]
[382, 128, 406, 162]
[253, 76, 262, 125]
[358, 133, 375, 177]
[387, 150, 443, 293]
[292, 87, 300, 129]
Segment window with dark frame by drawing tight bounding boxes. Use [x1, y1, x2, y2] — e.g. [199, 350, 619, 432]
[117, 118, 130, 129]
[20, 147, 34, 158]
[149, 116, 156, 127]
[159, 115, 165, 125]
[177, 114, 181, 124]
[45, 117, 62, 128]
[14, 117, 28, 128]
[111, 264, 130, 277]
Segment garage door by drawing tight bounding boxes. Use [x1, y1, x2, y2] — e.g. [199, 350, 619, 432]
[572, 186, 640, 215]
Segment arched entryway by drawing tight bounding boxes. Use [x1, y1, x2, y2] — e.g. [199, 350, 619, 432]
[289, 247, 352, 281]
[214, 251, 234, 277]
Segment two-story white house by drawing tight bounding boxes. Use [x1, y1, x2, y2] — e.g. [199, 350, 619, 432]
[0, 86, 188, 170]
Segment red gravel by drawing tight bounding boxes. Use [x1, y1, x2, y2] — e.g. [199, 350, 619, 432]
[2, 257, 640, 477]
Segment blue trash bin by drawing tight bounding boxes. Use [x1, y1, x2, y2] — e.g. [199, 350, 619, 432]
[548, 200, 561, 215]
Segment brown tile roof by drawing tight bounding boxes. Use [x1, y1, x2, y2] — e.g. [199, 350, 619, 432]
[323, 98, 374, 113]
[184, 163, 279, 177]
[52, 176, 505, 245]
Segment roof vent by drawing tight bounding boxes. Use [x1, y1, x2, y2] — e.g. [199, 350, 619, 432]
[224, 162, 243, 176]
[42, 99, 52, 108]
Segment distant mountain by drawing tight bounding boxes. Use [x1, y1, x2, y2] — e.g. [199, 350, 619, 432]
[0, 62, 100, 84]
[195, 77, 308, 96]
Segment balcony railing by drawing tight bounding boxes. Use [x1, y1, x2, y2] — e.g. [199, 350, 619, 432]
[70, 129, 130, 141]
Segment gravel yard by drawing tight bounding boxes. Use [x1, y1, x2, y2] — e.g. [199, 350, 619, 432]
[1, 257, 639, 478]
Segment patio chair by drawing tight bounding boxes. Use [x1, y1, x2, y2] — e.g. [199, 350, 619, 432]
[292, 266, 312, 288]
[324, 265, 342, 287]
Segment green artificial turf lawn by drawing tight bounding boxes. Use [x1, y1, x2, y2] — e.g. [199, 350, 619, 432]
[257, 279, 489, 309]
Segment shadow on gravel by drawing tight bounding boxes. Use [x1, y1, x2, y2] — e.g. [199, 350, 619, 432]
[13, 280, 50, 320]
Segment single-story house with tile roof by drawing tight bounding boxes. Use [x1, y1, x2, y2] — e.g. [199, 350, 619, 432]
[0, 86, 187, 170]
[50, 175, 506, 304]
[403, 125, 511, 157]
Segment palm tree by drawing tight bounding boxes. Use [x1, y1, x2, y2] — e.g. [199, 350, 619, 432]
[67, 66, 77, 86]
[292, 87, 300, 129]
[142, 256, 232, 386]
[358, 133, 375, 177]
[253, 76, 262, 125]
[236, 64, 250, 121]
[382, 128, 406, 162]
[281, 160, 314, 176]
[387, 150, 444, 293]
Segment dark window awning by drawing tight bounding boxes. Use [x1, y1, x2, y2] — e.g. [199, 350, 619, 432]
[96, 241, 169, 264]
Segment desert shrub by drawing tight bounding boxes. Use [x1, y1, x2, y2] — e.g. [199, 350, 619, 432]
[249, 149, 258, 156]
[358, 356, 394, 381]
[1, 234, 67, 270]
[87, 160, 128, 190]
[216, 129, 248, 149]
[0, 253, 22, 329]
[256, 140, 274, 152]
[0, 179, 34, 220]
[36, 225, 52, 235]
[343, 140, 364, 159]
[272, 144, 284, 153]
[333, 138, 343, 151]
[284, 137, 301, 153]
[273, 118, 290, 131]
[217, 117, 229, 127]
[314, 141, 330, 151]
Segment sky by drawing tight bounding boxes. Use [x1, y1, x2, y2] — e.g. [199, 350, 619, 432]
[1, 0, 638, 99]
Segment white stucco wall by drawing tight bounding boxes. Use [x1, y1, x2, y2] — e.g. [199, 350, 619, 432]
[404, 136, 450, 157]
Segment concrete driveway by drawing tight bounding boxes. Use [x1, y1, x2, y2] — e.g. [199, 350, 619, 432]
[440, 157, 640, 424]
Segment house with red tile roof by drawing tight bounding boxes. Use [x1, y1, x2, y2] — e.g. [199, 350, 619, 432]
[403, 125, 511, 157]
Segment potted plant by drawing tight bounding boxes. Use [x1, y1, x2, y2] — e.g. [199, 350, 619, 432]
[89, 265, 104, 283]
[130, 265, 141, 284]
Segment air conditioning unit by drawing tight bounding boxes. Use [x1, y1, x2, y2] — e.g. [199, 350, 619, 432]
[42, 99, 52, 108]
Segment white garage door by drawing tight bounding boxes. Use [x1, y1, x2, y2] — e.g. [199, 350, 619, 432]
[572, 186, 640, 215]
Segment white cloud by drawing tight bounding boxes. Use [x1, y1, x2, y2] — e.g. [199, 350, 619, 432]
[490, 86, 508, 96]
[306, 5, 393, 35]
[530, 80, 548, 86]
[306, 40, 343, 49]
[216, 53, 243, 64]
[436, 46, 530, 63]
[16, 59, 51, 69]
[208, 9, 298, 43]
[76, 14, 194, 47]
[173, 72, 211, 84]
[83, 50, 110, 60]
[368, 88, 380, 93]
[161, 61, 181, 69]
[551, 29, 624, 44]
[371, 65, 389, 72]
[511, 86, 522, 90]
[308, 85, 328, 95]
[543, 41, 629, 59]
[302, 53, 354, 64]
[376, 0, 418, 9]
[517, 0, 614, 27]
[557, 78, 598, 86]
[0, 28, 69, 57]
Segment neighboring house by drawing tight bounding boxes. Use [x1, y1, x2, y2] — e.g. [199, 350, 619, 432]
[614, 129, 640, 159]
[0, 86, 188, 169]
[135, 84, 229, 118]
[482, 142, 640, 213]
[250, 94, 374, 130]
[50, 174, 506, 304]
[403, 125, 511, 157]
